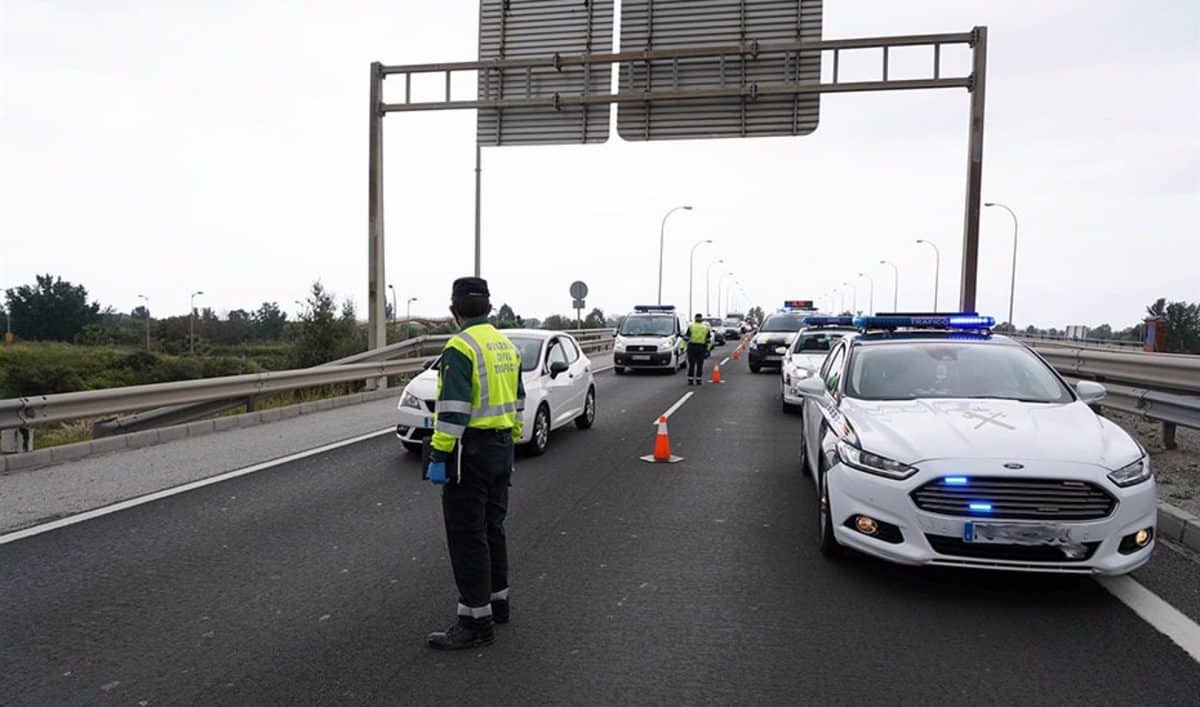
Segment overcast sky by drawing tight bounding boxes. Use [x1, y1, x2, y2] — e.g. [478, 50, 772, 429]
[3, 1, 1197, 329]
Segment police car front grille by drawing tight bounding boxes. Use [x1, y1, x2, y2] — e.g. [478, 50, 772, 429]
[627, 345, 658, 353]
[910, 478, 1116, 520]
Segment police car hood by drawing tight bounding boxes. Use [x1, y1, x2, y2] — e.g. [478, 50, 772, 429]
[841, 398, 1140, 468]
[756, 331, 797, 345]
[618, 335, 675, 345]
[788, 352, 828, 370]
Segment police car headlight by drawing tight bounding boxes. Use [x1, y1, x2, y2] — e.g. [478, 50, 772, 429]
[836, 439, 917, 480]
[774, 346, 788, 355]
[401, 391, 422, 410]
[1108, 455, 1151, 488]
[658, 339, 675, 351]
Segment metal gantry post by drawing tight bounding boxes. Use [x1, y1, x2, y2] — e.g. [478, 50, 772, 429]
[959, 26, 988, 312]
[367, 62, 388, 388]
[474, 143, 483, 277]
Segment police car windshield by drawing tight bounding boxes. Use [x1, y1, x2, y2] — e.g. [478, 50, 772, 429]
[722, 317, 740, 326]
[760, 314, 805, 332]
[619, 315, 676, 337]
[845, 342, 1072, 402]
[508, 337, 543, 372]
[790, 330, 849, 354]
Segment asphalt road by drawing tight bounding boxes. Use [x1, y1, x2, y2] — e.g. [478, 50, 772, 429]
[3, 353, 1199, 706]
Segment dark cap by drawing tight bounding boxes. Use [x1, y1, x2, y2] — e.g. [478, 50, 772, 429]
[451, 277, 490, 299]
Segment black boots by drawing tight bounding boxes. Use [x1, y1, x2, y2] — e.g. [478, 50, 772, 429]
[427, 616, 495, 650]
[491, 598, 510, 624]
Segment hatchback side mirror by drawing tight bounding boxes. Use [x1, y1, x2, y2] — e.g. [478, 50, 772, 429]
[1076, 380, 1107, 404]
[549, 361, 570, 378]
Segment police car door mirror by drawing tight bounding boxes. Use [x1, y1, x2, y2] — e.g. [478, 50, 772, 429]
[1075, 380, 1107, 404]
[549, 361, 570, 379]
[794, 376, 826, 398]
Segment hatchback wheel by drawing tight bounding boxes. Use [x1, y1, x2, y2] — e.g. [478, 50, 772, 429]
[575, 387, 596, 429]
[527, 405, 550, 456]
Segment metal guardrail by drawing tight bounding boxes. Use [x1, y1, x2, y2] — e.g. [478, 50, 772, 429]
[1014, 333, 1143, 350]
[0, 329, 616, 447]
[1025, 343, 1200, 394]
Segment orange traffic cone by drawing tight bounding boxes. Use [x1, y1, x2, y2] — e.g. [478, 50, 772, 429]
[711, 361, 724, 384]
[733, 348, 740, 360]
[640, 415, 683, 463]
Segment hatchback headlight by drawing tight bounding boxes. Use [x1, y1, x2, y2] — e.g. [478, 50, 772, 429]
[1108, 455, 1151, 488]
[401, 392, 422, 409]
[836, 439, 917, 480]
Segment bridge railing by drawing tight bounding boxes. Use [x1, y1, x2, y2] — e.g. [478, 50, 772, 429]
[0, 329, 615, 451]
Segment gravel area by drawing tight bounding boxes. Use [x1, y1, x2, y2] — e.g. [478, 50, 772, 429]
[1105, 409, 1200, 516]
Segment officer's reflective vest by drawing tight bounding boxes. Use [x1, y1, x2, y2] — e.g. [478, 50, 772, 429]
[432, 323, 524, 453]
[687, 321, 710, 344]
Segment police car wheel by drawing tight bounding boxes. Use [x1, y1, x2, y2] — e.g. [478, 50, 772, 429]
[401, 441, 422, 454]
[614, 366, 626, 375]
[817, 468, 843, 558]
[526, 405, 550, 456]
[749, 364, 761, 374]
[575, 388, 596, 429]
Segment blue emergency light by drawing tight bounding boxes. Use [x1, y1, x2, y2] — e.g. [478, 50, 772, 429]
[802, 316, 853, 327]
[633, 305, 676, 313]
[853, 312, 996, 331]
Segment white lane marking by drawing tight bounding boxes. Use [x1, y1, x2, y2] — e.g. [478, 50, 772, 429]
[719, 357, 730, 366]
[1096, 575, 1200, 664]
[653, 392, 693, 424]
[0, 428, 394, 545]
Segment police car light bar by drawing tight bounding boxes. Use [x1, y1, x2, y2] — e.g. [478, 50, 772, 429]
[802, 316, 854, 326]
[853, 312, 996, 330]
[783, 300, 815, 310]
[633, 305, 676, 313]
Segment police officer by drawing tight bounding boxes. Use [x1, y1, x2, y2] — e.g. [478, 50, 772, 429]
[425, 277, 526, 650]
[685, 313, 711, 385]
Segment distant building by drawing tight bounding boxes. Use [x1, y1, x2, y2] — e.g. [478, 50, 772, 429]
[1064, 324, 1090, 340]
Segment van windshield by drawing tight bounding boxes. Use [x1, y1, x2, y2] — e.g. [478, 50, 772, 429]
[619, 316, 676, 337]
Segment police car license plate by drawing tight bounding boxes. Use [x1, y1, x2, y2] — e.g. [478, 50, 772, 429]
[964, 521, 1071, 545]
[632, 355, 651, 361]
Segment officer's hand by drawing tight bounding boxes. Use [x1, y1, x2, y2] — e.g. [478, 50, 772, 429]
[426, 460, 448, 485]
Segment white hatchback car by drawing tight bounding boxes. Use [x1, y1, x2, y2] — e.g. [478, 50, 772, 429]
[794, 314, 1156, 575]
[396, 329, 596, 456]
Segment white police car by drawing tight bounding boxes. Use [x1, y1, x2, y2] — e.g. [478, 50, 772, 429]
[612, 305, 687, 374]
[792, 313, 1156, 575]
[396, 330, 596, 457]
[747, 301, 817, 373]
[780, 316, 856, 413]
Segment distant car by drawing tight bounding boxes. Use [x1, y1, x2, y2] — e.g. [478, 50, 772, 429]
[747, 311, 809, 373]
[780, 319, 855, 413]
[612, 305, 687, 374]
[793, 313, 1156, 575]
[721, 317, 742, 341]
[704, 318, 727, 346]
[396, 330, 596, 457]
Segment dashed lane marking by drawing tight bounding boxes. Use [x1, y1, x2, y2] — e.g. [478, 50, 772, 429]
[1096, 574, 1200, 664]
[653, 392, 694, 424]
[0, 428, 395, 545]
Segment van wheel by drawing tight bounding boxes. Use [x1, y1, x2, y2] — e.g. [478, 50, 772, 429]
[401, 441, 422, 454]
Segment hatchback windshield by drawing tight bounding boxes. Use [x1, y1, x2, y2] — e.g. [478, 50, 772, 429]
[509, 337, 544, 372]
[846, 342, 1072, 402]
[619, 315, 677, 337]
[790, 329, 851, 354]
[760, 314, 806, 333]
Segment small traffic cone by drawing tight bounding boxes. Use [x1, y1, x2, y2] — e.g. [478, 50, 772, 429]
[711, 361, 724, 384]
[640, 416, 683, 463]
[733, 348, 740, 360]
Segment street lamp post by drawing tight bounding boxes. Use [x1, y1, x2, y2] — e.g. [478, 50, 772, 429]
[986, 202, 1019, 329]
[657, 205, 693, 305]
[137, 294, 150, 351]
[387, 284, 397, 326]
[688, 239, 712, 317]
[858, 273, 875, 315]
[842, 281, 857, 314]
[405, 297, 418, 340]
[717, 272, 734, 319]
[189, 290, 204, 355]
[879, 260, 899, 311]
[727, 281, 741, 314]
[706, 259, 725, 316]
[915, 239, 941, 310]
